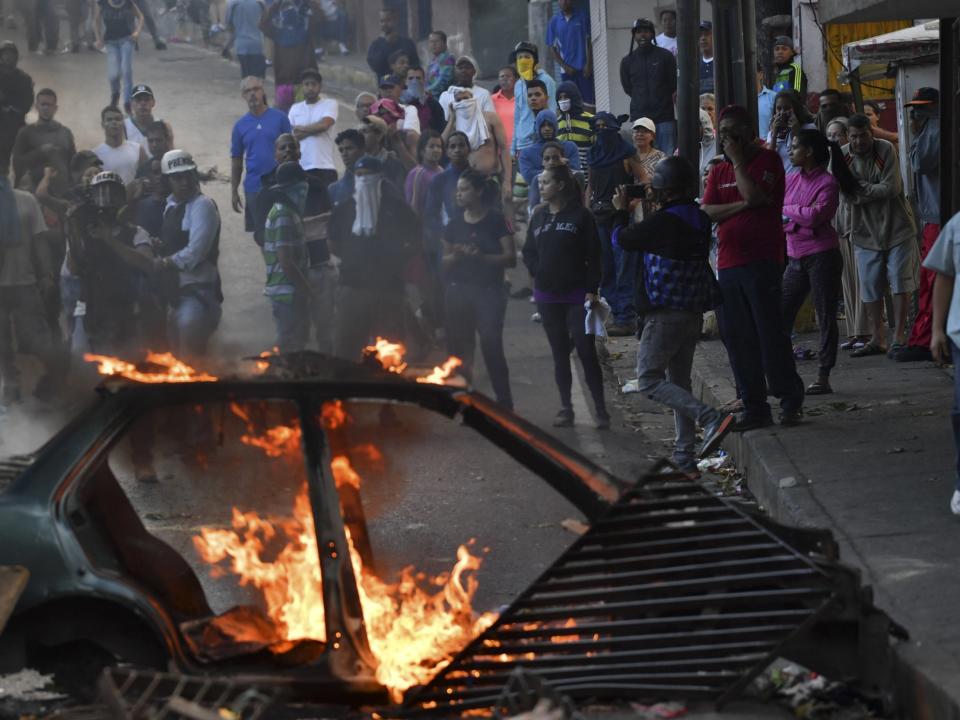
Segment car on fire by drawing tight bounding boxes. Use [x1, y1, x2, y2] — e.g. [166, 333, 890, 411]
[0, 352, 624, 704]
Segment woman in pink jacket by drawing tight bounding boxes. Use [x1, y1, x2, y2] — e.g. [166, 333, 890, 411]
[780, 129, 859, 395]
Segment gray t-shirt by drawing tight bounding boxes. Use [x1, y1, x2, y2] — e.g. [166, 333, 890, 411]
[226, 0, 264, 56]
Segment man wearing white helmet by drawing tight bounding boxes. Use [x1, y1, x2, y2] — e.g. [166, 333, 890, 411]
[98, 150, 222, 358]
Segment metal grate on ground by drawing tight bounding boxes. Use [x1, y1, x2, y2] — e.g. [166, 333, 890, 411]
[401, 465, 839, 715]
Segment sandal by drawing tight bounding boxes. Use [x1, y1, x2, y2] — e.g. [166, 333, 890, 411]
[850, 342, 886, 358]
[806, 379, 833, 395]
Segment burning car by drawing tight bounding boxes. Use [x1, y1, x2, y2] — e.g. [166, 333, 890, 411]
[0, 350, 622, 706]
[0, 349, 903, 715]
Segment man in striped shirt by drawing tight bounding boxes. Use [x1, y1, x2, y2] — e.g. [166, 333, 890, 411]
[555, 80, 594, 172]
[263, 160, 312, 353]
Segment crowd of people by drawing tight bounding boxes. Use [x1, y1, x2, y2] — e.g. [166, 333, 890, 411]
[1, 2, 959, 507]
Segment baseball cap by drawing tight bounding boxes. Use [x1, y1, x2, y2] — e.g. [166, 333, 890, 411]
[379, 74, 402, 88]
[161, 149, 197, 175]
[455, 54, 480, 72]
[632, 117, 657, 134]
[904, 87, 939, 106]
[699, 20, 712, 31]
[773, 35, 794, 49]
[131, 84, 154, 98]
[300, 67, 322, 83]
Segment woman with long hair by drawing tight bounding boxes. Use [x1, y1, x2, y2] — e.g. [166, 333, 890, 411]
[523, 164, 608, 428]
[442, 170, 516, 408]
[780, 129, 860, 394]
[767, 89, 817, 172]
[405, 130, 443, 216]
[863, 100, 899, 146]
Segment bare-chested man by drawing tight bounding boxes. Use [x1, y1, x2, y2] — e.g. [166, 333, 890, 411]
[442, 87, 512, 204]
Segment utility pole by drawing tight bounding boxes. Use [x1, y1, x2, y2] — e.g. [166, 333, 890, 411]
[676, 0, 700, 161]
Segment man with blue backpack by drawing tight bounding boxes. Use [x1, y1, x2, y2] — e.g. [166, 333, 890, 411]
[611, 156, 733, 475]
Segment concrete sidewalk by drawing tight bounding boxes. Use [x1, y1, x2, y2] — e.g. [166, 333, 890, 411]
[603, 329, 960, 718]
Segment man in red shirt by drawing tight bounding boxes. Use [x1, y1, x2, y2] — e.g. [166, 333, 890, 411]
[702, 104, 804, 428]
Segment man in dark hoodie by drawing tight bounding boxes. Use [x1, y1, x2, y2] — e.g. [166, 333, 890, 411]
[0, 41, 33, 176]
[518, 109, 580, 194]
[555, 81, 594, 171]
[618, 18, 677, 153]
[612, 156, 733, 473]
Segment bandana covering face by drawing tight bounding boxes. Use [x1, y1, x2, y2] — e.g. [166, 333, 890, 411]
[516, 57, 535, 81]
[402, 78, 426, 104]
[352, 174, 382, 237]
[558, 98, 572, 113]
[451, 91, 490, 150]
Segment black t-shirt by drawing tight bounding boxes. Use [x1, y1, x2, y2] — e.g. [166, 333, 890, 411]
[444, 211, 510, 288]
[99, 0, 136, 42]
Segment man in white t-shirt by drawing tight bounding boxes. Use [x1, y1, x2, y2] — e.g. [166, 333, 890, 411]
[288, 68, 339, 186]
[94, 105, 147, 185]
[655, 9, 677, 56]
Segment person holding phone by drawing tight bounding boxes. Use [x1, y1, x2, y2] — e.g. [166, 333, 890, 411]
[702, 104, 804, 429]
[766, 90, 816, 172]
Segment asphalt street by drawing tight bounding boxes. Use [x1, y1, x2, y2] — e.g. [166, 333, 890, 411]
[0, 35, 672, 622]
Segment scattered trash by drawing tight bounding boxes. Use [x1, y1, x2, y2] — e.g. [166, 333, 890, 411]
[620, 379, 640, 394]
[779, 476, 798, 488]
[560, 518, 589, 535]
[757, 663, 882, 720]
[0, 669, 65, 701]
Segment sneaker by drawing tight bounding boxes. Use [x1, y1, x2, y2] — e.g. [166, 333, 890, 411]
[699, 413, 734, 458]
[675, 460, 701, 478]
[732, 413, 774, 432]
[552, 408, 574, 427]
[894, 345, 934, 363]
[595, 410, 611, 430]
[951, 490, 960, 515]
[531, 312, 542, 323]
[779, 407, 803, 426]
[338, 42, 350, 55]
[155, 39, 168, 50]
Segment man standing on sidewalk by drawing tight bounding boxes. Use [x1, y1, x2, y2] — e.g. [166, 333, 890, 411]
[843, 113, 918, 359]
[894, 88, 940, 363]
[546, 0, 594, 107]
[702, 104, 804, 428]
[618, 18, 676, 153]
[927, 211, 960, 514]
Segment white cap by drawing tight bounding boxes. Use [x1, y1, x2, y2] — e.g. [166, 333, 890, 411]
[161, 149, 197, 175]
[631, 117, 657, 134]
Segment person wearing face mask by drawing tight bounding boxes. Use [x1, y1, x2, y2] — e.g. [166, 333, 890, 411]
[619, 18, 677, 153]
[403, 65, 446, 134]
[441, 87, 512, 203]
[555, 81, 594, 172]
[329, 155, 421, 359]
[511, 42, 558, 157]
[519, 110, 580, 216]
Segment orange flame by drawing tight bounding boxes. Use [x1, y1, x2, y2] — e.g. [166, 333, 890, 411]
[365, 337, 408, 374]
[416, 357, 464, 385]
[253, 347, 280, 373]
[85, 352, 218, 383]
[363, 337, 463, 386]
[193, 403, 496, 701]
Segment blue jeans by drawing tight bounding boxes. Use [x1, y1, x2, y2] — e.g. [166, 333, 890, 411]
[598, 220, 638, 326]
[655, 120, 677, 155]
[636, 309, 721, 467]
[717, 260, 804, 419]
[171, 286, 222, 358]
[271, 294, 310, 354]
[444, 282, 513, 409]
[106, 37, 134, 104]
[318, 8, 348, 44]
[952, 341, 960, 492]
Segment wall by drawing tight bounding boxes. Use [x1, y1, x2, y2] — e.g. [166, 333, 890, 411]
[592, 0, 713, 117]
